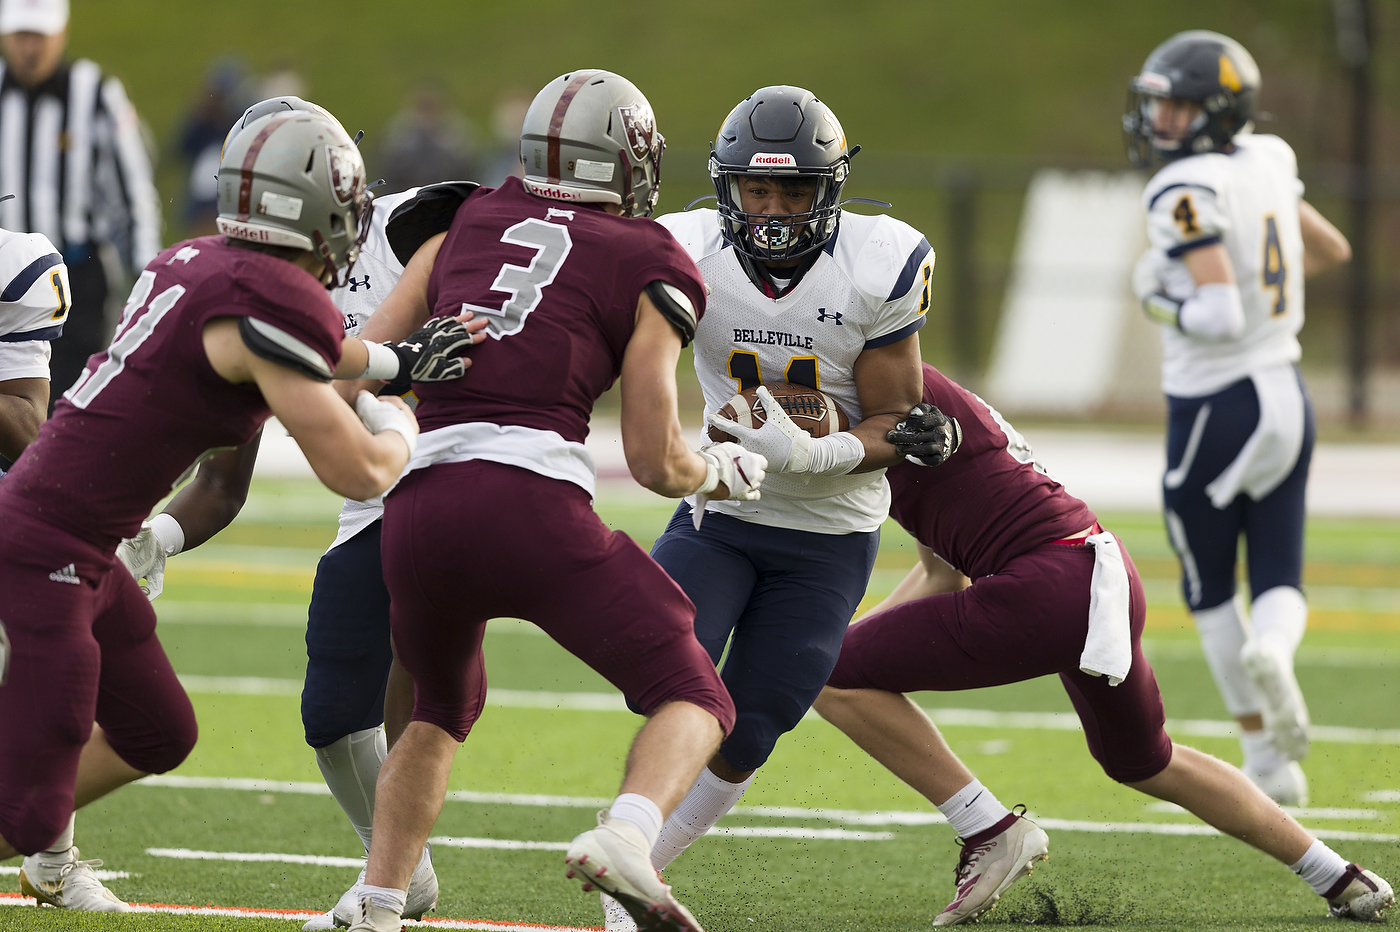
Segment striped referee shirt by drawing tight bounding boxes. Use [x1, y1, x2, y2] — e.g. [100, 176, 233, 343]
[0, 58, 160, 274]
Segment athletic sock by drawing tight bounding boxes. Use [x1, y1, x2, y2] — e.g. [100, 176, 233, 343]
[359, 883, 407, 914]
[1192, 596, 1261, 717]
[608, 793, 664, 849]
[936, 779, 1012, 840]
[1250, 586, 1308, 660]
[41, 814, 75, 855]
[651, 768, 754, 870]
[1291, 839, 1350, 895]
[1239, 728, 1287, 776]
[315, 727, 387, 851]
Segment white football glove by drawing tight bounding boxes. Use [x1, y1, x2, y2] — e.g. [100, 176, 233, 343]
[355, 391, 419, 456]
[693, 442, 767, 529]
[707, 385, 812, 474]
[116, 513, 184, 601]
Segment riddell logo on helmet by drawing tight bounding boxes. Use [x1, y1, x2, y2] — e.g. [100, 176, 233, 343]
[749, 153, 797, 168]
[220, 222, 271, 241]
[524, 181, 585, 201]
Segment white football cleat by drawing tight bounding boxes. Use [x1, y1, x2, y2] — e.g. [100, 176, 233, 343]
[1326, 864, 1394, 922]
[344, 898, 404, 932]
[566, 814, 703, 932]
[19, 847, 130, 912]
[1245, 760, 1309, 806]
[933, 811, 1049, 926]
[305, 843, 437, 930]
[1240, 638, 1310, 761]
[603, 891, 640, 932]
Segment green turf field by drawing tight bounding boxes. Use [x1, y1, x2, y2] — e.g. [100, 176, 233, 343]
[3, 479, 1398, 931]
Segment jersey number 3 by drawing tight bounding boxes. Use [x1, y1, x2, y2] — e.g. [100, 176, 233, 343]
[462, 218, 573, 339]
[1261, 215, 1286, 316]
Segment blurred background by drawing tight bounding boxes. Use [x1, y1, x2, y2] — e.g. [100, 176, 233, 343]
[63, 0, 1399, 431]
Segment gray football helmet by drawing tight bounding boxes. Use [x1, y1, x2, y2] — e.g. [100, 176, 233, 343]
[216, 107, 371, 288]
[520, 70, 664, 218]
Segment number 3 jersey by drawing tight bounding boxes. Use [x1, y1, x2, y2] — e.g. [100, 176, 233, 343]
[658, 208, 932, 534]
[0, 237, 344, 549]
[409, 178, 707, 494]
[1141, 132, 1305, 398]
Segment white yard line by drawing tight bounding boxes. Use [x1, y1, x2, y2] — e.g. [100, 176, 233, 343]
[172, 679, 1400, 746]
[147, 847, 364, 868]
[0, 866, 128, 879]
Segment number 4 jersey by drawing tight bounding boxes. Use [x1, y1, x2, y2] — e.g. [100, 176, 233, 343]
[659, 208, 932, 534]
[1141, 132, 1305, 398]
[0, 237, 343, 549]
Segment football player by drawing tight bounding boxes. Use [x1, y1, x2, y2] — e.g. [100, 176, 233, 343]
[0, 228, 129, 911]
[1126, 31, 1352, 805]
[811, 363, 1392, 924]
[335, 70, 766, 932]
[0, 106, 476, 902]
[111, 97, 481, 928]
[600, 84, 928, 929]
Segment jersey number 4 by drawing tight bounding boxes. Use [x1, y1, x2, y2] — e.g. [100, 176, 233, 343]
[1261, 215, 1286, 316]
[461, 218, 573, 339]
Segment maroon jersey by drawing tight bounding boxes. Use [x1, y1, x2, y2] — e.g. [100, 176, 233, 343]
[414, 178, 706, 441]
[0, 237, 342, 549]
[887, 364, 1095, 579]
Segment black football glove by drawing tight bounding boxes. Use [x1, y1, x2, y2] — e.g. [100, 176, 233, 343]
[382, 317, 476, 395]
[887, 402, 962, 467]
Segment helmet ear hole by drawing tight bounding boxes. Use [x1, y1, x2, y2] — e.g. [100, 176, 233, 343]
[330, 214, 345, 236]
[632, 166, 644, 186]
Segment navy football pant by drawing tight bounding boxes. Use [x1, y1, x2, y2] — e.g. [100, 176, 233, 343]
[1162, 372, 1315, 612]
[649, 503, 879, 772]
[302, 520, 393, 749]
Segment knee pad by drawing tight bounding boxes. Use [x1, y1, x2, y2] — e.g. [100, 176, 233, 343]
[1192, 596, 1260, 717]
[1249, 586, 1307, 658]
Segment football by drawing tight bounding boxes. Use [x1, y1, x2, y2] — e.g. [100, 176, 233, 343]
[707, 381, 850, 444]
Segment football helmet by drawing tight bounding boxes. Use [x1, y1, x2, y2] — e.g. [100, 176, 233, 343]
[1124, 30, 1260, 167]
[520, 70, 664, 218]
[710, 86, 853, 264]
[216, 104, 371, 288]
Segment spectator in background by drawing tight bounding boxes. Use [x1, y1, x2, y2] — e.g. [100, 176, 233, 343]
[175, 57, 253, 236]
[0, 0, 160, 407]
[479, 88, 531, 185]
[375, 85, 478, 192]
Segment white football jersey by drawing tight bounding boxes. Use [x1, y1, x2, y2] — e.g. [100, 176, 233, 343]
[1141, 133, 1305, 398]
[0, 228, 69, 382]
[658, 208, 932, 534]
[326, 189, 415, 551]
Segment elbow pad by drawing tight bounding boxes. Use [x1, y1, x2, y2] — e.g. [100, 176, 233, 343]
[1179, 282, 1246, 341]
[644, 280, 698, 347]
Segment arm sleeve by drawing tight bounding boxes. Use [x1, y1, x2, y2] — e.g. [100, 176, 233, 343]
[95, 76, 162, 272]
[0, 340, 51, 381]
[1145, 181, 1228, 258]
[866, 237, 932, 349]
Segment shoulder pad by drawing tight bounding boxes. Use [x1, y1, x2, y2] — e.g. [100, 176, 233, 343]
[385, 182, 481, 267]
[654, 209, 725, 263]
[831, 213, 933, 305]
[644, 280, 698, 347]
[238, 316, 333, 382]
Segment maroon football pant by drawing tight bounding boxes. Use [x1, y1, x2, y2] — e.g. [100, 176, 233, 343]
[0, 511, 197, 855]
[382, 461, 735, 742]
[828, 536, 1173, 783]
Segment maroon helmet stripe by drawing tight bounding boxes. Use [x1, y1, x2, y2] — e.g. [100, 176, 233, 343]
[236, 113, 298, 221]
[546, 70, 600, 183]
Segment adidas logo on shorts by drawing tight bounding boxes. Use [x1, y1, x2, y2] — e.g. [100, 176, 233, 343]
[48, 563, 80, 585]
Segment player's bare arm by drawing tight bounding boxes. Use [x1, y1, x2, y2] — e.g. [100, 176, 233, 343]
[202, 317, 414, 501]
[162, 434, 262, 549]
[1299, 200, 1351, 276]
[0, 375, 47, 459]
[847, 333, 925, 472]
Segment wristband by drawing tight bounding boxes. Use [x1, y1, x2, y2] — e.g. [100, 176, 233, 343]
[805, 431, 865, 477]
[149, 512, 185, 557]
[360, 340, 402, 381]
[695, 454, 720, 495]
[1141, 293, 1183, 330]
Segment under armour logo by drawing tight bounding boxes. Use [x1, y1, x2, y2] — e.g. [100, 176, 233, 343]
[167, 246, 200, 265]
[348, 275, 371, 292]
[817, 308, 843, 325]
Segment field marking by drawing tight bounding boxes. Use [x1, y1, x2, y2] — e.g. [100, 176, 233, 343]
[0, 866, 129, 879]
[170, 679, 1400, 747]
[147, 847, 364, 868]
[1366, 790, 1400, 803]
[432, 837, 569, 852]
[134, 775, 1394, 840]
[1145, 801, 1380, 820]
[707, 826, 894, 840]
[0, 891, 595, 930]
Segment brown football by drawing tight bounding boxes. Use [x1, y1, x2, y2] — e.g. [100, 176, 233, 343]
[707, 381, 850, 444]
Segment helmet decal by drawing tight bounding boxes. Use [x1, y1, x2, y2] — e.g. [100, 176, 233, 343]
[235, 112, 297, 220]
[1219, 54, 1242, 92]
[326, 145, 362, 206]
[618, 101, 657, 161]
[748, 152, 797, 168]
